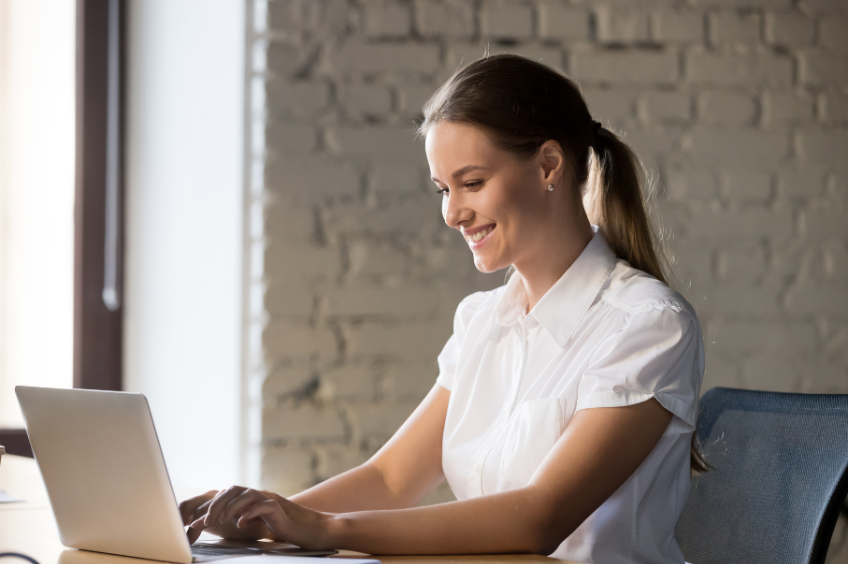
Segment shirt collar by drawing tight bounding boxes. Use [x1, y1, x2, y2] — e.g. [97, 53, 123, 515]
[494, 227, 617, 347]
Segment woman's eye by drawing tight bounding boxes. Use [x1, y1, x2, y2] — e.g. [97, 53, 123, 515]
[465, 180, 483, 189]
[436, 187, 449, 196]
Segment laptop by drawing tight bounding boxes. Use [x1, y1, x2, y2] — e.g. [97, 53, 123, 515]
[15, 386, 339, 563]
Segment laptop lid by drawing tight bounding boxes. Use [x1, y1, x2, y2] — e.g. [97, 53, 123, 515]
[16, 386, 193, 564]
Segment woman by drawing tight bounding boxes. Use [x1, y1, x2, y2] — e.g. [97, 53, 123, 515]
[181, 54, 706, 564]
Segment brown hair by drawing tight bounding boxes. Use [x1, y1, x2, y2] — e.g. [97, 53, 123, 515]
[419, 54, 709, 474]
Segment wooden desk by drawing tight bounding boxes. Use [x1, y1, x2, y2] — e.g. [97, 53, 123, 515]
[0, 456, 567, 564]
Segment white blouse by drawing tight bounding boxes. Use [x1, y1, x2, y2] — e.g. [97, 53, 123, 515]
[436, 229, 704, 564]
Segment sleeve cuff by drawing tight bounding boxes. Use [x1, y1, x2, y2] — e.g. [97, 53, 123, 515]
[575, 390, 696, 436]
[436, 371, 453, 392]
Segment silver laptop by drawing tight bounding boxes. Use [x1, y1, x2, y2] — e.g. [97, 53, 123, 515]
[16, 386, 337, 563]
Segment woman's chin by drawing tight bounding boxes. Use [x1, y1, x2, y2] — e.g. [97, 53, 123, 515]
[472, 254, 505, 274]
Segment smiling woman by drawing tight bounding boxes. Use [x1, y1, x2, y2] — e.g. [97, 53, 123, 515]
[181, 55, 706, 564]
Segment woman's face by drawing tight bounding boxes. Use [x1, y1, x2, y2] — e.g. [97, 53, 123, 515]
[425, 121, 557, 273]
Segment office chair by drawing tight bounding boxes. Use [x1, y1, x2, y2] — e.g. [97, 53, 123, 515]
[675, 387, 848, 564]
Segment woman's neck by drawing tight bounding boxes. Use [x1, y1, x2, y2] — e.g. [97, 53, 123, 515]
[514, 216, 595, 313]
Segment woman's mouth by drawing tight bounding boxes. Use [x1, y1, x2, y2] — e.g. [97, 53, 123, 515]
[464, 225, 495, 250]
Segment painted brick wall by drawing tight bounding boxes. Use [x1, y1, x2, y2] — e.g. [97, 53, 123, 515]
[245, 0, 848, 558]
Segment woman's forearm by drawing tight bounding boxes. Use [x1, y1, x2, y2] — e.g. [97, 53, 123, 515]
[288, 462, 416, 513]
[326, 486, 557, 556]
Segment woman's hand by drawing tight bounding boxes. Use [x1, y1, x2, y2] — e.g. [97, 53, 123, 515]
[179, 489, 275, 543]
[185, 486, 337, 549]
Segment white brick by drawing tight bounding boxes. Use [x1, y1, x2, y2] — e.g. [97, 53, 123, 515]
[327, 126, 427, 164]
[800, 207, 847, 240]
[333, 40, 441, 75]
[261, 449, 314, 495]
[820, 16, 848, 54]
[743, 357, 802, 392]
[708, 12, 761, 45]
[263, 324, 338, 361]
[387, 360, 440, 400]
[348, 241, 407, 277]
[263, 365, 316, 400]
[687, 129, 790, 166]
[327, 286, 438, 317]
[265, 241, 339, 279]
[324, 197, 444, 236]
[698, 91, 757, 125]
[776, 165, 828, 199]
[446, 44, 564, 70]
[480, 2, 534, 39]
[700, 355, 743, 393]
[762, 91, 816, 125]
[400, 83, 438, 116]
[371, 162, 425, 197]
[801, 363, 848, 393]
[798, 0, 846, 12]
[595, 8, 650, 43]
[720, 170, 772, 204]
[538, 4, 590, 40]
[347, 322, 450, 358]
[687, 52, 793, 87]
[692, 0, 790, 6]
[570, 51, 679, 85]
[686, 209, 794, 239]
[797, 129, 848, 168]
[265, 156, 361, 202]
[642, 91, 692, 123]
[415, 0, 475, 39]
[785, 282, 848, 315]
[696, 281, 783, 316]
[799, 53, 848, 87]
[321, 364, 379, 401]
[349, 403, 417, 437]
[583, 89, 638, 122]
[764, 13, 816, 47]
[266, 0, 347, 34]
[264, 202, 316, 241]
[651, 11, 705, 43]
[821, 90, 848, 123]
[716, 243, 766, 281]
[266, 80, 331, 119]
[341, 84, 393, 118]
[362, 2, 412, 38]
[265, 122, 318, 155]
[265, 280, 315, 317]
[266, 41, 310, 77]
[708, 321, 817, 354]
[263, 403, 347, 440]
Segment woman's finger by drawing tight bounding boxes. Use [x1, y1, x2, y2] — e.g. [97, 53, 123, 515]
[178, 490, 218, 526]
[241, 499, 288, 532]
[220, 489, 268, 526]
[204, 486, 248, 526]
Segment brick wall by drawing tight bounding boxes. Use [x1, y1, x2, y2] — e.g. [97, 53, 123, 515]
[245, 0, 848, 556]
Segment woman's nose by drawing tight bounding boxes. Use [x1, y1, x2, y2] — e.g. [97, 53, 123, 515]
[442, 192, 472, 229]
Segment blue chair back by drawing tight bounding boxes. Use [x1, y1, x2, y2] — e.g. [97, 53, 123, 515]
[676, 387, 848, 564]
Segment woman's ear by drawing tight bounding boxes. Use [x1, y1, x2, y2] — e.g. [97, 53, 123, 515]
[537, 140, 567, 185]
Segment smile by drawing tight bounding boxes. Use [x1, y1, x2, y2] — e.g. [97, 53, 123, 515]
[464, 225, 495, 249]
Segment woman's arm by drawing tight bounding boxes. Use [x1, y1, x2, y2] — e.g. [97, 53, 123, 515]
[180, 383, 449, 541]
[289, 383, 450, 512]
[192, 397, 673, 555]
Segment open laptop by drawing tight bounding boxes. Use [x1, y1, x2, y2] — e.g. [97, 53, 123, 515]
[16, 386, 338, 563]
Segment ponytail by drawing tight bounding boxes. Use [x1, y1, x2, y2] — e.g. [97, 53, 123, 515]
[586, 126, 710, 475]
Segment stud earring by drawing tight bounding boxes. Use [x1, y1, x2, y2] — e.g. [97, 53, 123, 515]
[547, 184, 554, 191]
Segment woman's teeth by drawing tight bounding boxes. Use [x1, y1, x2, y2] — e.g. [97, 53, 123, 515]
[466, 225, 493, 244]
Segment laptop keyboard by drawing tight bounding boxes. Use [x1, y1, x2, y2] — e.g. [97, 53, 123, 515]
[191, 542, 337, 557]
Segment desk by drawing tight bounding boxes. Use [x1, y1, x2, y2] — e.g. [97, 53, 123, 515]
[0, 456, 567, 564]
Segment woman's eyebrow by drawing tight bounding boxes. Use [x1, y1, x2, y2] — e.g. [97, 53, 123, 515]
[431, 165, 488, 183]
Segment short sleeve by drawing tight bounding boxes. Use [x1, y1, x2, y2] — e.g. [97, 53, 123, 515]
[436, 291, 489, 391]
[575, 305, 704, 435]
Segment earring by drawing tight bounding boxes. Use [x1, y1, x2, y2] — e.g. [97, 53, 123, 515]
[546, 184, 554, 191]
